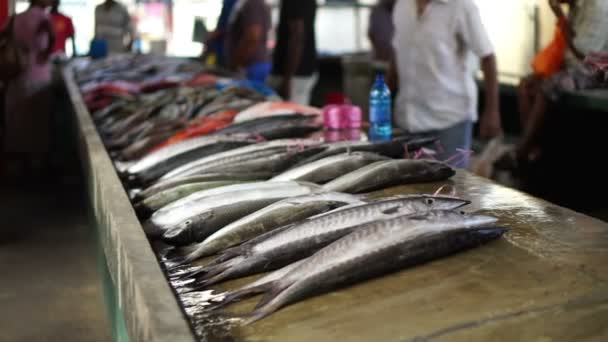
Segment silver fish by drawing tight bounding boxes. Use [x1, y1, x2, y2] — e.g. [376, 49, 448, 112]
[126, 136, 255, 183]
[270, 152, 389, 183]
[178, 192, 365, 261]
[145, 181, 321, 242]
[134, 181, 247, 218]
[188, 195, 469, 288]
[159, 139, 323, 181]
[322, 159, 455, 193]
[243, 211, 504, 324]
[134, 172, 274, 201]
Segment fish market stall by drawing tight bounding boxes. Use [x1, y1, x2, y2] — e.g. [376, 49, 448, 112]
[64, 56, 608, 342]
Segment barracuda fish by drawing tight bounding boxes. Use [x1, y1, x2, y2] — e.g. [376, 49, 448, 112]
[134, 181, 247, 218]
[292, 136, 439, 168]
[177, 192, 365, 261]
[270, 152, 389, 183]
[159, 139, 323, 181]
[203, 147, 327, 176]
[134, 172, 274, 201]
[186, 195, 469, 288]
[241, 211, 505, 324]
[210, 114, 320, 139]
[323, 159, 455, 193]
[145, 182, 321, 244]
[126, 136, 255, 184]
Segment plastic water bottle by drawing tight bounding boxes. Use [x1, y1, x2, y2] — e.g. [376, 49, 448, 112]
[369, 73, 392, 141]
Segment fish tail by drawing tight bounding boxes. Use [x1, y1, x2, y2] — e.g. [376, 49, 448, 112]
[210, 283, 274, 310]
[212, 247, 243, 264]
[190, 257, 241, 287]
[242, 282, 291, 325]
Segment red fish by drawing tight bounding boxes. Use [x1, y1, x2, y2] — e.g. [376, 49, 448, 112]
[151, 110, 238, 151]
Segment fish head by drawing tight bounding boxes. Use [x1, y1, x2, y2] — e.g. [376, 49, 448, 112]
[427, 160, 456, 178]
[162, 219, 197, 246]
[415, 210, 499, 228]
[385, 196, 470, 215]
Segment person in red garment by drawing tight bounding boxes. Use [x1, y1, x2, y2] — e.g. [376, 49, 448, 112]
[49, 0, 76, 56]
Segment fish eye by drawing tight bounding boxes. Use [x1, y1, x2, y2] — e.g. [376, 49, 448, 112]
[459, 211, 466, 215]
[425, 198, 435, 205]
[184, 220, 192, 225]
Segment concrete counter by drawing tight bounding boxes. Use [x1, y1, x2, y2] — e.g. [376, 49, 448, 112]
[63, 68, 195, 342]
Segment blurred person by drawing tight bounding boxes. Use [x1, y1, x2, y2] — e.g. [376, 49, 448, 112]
[225, 0, 271, 83]
[268, 0, 318, 105]
[205, 0, 238, 67]
[516, 0, 608, 162]
[388, 0, 502, 168]
[368, 0, 395, 63]
[94, 0, 134, 54]
[50, 0, 76, 57]
[3, 0, 55, 175]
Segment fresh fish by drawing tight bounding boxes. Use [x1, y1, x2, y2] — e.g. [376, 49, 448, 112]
[198, 147, 326, 176]
[134, 172, 274, 201]
[323, 159, 455, 193]
[188, 195, 469, 287]
[270, 152, 389, 183]
[145, 182, 321, 243]
[128, 136, 249, 174]
[159, 139, 323, 181]
[178, 192, 365, 261]
[127, 136, 255, 184]
[242, 211, 504, 324]
[233, 101, 322, 123]
[134, 181, 247, 218]
[118, 130, 176, 161]
[211, 114, 321, 140]
[293, 140, 406, 167]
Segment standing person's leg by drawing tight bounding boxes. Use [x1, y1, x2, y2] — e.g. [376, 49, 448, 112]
[266, 75, 282, 94]
[434, 120, 474, 169]
[290, 73, 318, 105]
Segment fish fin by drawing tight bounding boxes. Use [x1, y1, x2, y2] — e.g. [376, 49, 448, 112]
[381, 206, 403, 215]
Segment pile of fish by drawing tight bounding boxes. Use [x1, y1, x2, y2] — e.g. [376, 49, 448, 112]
[76, 55, 507, 329]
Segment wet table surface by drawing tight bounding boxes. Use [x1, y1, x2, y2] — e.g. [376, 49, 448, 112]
[183, 171, 608, 342]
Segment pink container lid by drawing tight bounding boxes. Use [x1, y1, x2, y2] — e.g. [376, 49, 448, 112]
[341, 105, 362, 129]
[323, 105, 343, 130]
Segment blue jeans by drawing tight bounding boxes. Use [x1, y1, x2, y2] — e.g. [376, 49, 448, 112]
[429, 120, 473, 169]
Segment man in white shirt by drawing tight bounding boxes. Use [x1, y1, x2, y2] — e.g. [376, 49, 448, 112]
[94, 0, 134, 54]
[389, 0, 502, 168]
